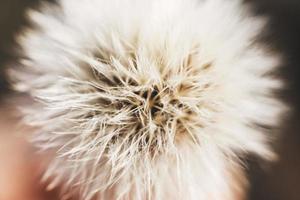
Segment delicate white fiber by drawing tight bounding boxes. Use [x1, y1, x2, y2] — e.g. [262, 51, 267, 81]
[12, 0, 285, 199]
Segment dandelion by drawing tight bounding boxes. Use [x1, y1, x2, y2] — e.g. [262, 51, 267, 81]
[11, 0, 285, 199]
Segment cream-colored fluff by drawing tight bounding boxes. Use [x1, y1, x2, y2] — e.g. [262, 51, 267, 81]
[12, 0, 284, 199]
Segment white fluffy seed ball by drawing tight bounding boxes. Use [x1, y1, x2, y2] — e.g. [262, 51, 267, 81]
[12, 0, 285, 199]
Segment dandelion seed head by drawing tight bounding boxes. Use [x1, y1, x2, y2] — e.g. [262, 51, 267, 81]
[11, 0, 286, 199]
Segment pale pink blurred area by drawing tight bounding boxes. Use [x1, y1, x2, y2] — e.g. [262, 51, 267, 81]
[0, 102, 59, 200]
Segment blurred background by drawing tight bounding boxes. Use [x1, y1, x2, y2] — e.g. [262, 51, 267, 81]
[0, 0, 299, 199]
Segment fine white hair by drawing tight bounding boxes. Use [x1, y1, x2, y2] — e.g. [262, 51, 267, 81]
[11, 0, 285, 199]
